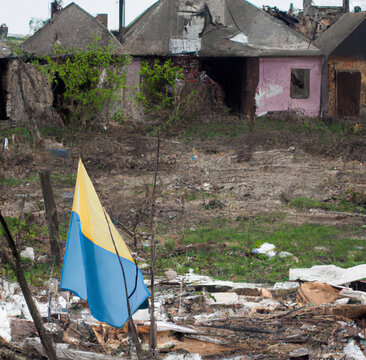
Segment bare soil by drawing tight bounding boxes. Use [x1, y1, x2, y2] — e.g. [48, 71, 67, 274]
[1, 119, 366, 242]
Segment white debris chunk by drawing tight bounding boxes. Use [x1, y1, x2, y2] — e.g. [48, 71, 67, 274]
[20, 247, 35, 260]
[0, 308, 11, 342]
[344, 340, 366, 360]
[230, 33, 248, 45]
[289, 264, 366, 285]
[252, 243, 277, 258]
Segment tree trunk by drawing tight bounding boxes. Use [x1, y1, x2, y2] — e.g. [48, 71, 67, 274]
[39, 171, 62, 264]
[0, 213, 58, 360]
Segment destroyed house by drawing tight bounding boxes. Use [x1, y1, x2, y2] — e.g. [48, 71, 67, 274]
[14, 3, 125, 126]
[314, 12, 366, 117]
[121, 0, 322, 117]
[0, 42, 11, 120]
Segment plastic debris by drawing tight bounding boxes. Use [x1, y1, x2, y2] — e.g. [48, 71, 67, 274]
[252, 243, 277, 258]
[344, 340, 366, 360]
[279, 251, 293, 258]
[289, 264, 366, 285]
[47, 148, 70, 159]
[20, 247, 35, 261]
[4, 137, 8, 150]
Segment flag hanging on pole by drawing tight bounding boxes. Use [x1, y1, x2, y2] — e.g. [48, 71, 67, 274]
[60, 159, 150, 327]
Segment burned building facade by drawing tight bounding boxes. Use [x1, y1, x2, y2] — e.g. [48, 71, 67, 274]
[121, 0, 322, 118]
[315, 12, 366, 117]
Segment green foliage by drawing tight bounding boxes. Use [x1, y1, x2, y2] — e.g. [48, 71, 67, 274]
[34, 36, 130, 127]
[0, 175, 39, 187]
[28, 17, 48, 34]
[290, 194, 366, 213]
[137, 59, 185, 130]
[0, 126, 33, 145]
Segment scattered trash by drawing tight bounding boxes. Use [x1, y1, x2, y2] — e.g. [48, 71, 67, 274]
[289, 264, 366, 285]
[3, 137, 8, 150]
[47, 148, 70, 159]
[344, 340, 366, 360]
[252, 242, 276, 258]
[339, 288, 366, 305]
[278, 251, 294, 258]
[20, 247, 35, 261]
[0, 269, 365, 358]
[61, 191, 74, 199]
[202, 183, 212, 191]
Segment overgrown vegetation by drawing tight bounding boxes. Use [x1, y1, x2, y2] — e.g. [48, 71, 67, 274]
[156, 215, 366, 283]
[137, 59, 197, 132]
[289, 193, 366, 214]
[34, 37, 130, 127]
[0, 216, 67, 287]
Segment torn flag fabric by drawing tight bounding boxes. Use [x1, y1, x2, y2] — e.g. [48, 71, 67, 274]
[60, 159, 150, 327]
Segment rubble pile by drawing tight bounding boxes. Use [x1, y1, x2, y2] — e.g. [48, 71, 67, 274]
[0, 269, 365, 359]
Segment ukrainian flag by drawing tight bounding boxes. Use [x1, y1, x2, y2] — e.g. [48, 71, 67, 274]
[60, 159, 150, 327]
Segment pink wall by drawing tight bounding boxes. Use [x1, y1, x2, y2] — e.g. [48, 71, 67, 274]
[255, 57, 322, 117]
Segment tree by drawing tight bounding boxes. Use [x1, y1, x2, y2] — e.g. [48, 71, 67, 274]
[34, 37, 130, 127]
[137, 59, 185, 130]
[28, 18, 48, 34]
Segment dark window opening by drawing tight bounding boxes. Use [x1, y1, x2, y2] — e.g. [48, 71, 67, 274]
[201, 57, 246, 113]
[290, 68, 310, 99]
[0, 61, 8, 120]
[52, 73, 66, 108]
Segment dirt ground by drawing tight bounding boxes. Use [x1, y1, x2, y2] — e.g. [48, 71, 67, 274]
[1, 120, 366, 237]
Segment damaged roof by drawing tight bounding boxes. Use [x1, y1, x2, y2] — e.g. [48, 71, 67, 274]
[122, 0, 321, 57]
[314, 12, 366, 56]
[21, 3, 123, 56]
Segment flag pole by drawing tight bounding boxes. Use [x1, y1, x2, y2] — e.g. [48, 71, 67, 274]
[103, 209, 144, 360]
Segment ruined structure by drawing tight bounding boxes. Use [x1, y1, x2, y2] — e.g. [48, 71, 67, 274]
[265, 0, 349, 41]
[16, 3, 131, 125]
[122, 0, 322, 118]
[21, 3, 122, 56]
[315, 12, 366, 117]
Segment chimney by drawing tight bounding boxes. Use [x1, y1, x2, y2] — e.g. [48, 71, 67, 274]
[343, 0, 350, 12]
[119, 0, 125, 31]
[303, 0, 312, 16]
[51, 1, 60, 17]
[96, 13, 108, 28]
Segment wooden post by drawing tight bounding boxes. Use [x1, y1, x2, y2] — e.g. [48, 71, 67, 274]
[149, 137, 160, 358]
[39, 171, 62, 264]
[0, 213, 58, 360]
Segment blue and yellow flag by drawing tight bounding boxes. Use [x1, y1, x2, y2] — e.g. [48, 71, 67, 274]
[60, 160, 150, 327]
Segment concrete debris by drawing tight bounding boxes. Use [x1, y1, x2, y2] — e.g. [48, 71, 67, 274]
[0, 271, 365, 358]
[340, 288, 366, 305]
[344, 340, 366, 360]
[165, 268, 178, 281]
[164, 353, 202, 360]
[289, 264, 366, 285]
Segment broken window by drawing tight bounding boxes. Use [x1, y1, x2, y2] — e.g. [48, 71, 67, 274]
[290, 68, 310, 99]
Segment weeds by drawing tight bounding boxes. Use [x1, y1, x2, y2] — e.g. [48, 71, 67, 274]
[156, 216, 366, 283]
[290, 193, 366, 213]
